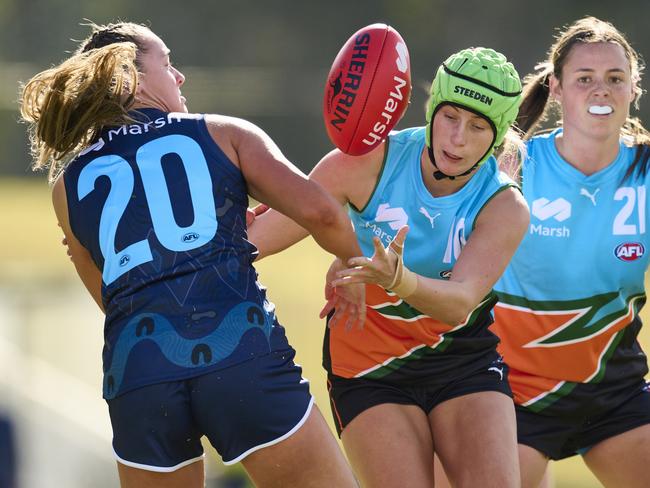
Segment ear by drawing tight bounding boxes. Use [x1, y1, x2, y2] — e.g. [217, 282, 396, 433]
[135, 77, 145, 96]
[548, 74, 562, 101]
[631, 77, 639, 102]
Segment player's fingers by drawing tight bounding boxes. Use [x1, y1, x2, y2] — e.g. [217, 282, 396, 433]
[389, 225, 409, 255]
[357, 305, 366, 330]
[372, 236, 385, 255]
[347, 256, 371, 267]
[253, 203, 270, 216]
[319, 297, 335, 320]
[328, 299, 347, 329]
[245, 208, 256, 227]
[331, 275, 365, 287]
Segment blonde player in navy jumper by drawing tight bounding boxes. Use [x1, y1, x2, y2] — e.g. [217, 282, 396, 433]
[20, 21, 362, 488]
[249, 47, 530, 488]
[491, 17, 650, 488]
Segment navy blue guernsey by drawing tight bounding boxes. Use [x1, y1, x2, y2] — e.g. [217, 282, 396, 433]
[64, 109, 289, 399]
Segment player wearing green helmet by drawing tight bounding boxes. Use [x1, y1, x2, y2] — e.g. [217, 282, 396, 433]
[248, 45, 530, 487]
[425, 47, 522, 180]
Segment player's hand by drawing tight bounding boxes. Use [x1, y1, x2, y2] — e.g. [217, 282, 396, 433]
[61, 236, 73, 261]
[58, 223, 73, 262]
[246, 203, 270, 228]
[320, 258, 366, 330]
[331, 226, 408, 289]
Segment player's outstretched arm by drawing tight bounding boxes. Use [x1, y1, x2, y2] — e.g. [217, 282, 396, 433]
[224, 116, 363, 262]
[334, 187, 529, 325]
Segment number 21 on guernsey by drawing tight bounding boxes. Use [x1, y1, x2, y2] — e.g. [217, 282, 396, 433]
[613, 186, 646, 236]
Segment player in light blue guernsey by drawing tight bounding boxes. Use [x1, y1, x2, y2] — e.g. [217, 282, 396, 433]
[250, 47, 529, 487]
[20, 21, 362, 488]
[490, 17, 650, 488]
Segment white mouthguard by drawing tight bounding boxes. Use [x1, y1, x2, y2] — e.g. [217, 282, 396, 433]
[588, 105, 613, 115]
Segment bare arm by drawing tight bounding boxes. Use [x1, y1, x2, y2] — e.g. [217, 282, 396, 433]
[405, 187, 529, 324]
[248, 207, 311, 259]
[334, 187, 530, 325]
[52, 175, 105, 312]
[246, 142, 384, 259]
[205, 114, 364, 261]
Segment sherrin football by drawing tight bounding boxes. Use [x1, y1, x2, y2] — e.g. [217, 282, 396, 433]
[323, 23, 411, 156]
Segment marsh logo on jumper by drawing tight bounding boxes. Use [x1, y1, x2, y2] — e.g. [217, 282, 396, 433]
[375, 203, 408, 230]
[530, 197, 571, 238]
[532, 198, 571, 222]
[79, 137, 105, 156]
[365, 203, 408, 246]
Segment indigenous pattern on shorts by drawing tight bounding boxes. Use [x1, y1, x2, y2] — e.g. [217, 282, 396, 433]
[64, 109, 287, 399]
[323, 127, 517, 381]
[493, 128, 649, 415]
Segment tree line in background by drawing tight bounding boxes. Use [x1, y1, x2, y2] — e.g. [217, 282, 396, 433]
[0, 0, 646, 176]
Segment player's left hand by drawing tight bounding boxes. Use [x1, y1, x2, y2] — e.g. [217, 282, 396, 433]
[320, 258, 366, 330]
[332, 225, 408, 289]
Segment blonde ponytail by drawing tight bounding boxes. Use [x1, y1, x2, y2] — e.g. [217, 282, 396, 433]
[20, 42, 139, 182]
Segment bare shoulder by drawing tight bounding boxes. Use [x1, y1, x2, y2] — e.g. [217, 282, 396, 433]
[203, 114, 261, 167]
[51, 172, 74, 240]
[51, 172, 67, 211]
[204, 113, 255, 132]
[478, 186, 530, 232]
[312, 143, 386, 208]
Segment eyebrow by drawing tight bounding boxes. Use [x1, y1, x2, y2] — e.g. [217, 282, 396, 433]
[447, 106, 487, 122]
[573, 67, 626, 73]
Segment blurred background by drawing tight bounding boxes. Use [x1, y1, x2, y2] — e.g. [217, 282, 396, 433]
[0, 1, 648, 486]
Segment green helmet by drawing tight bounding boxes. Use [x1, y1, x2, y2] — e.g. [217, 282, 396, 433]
[425, 47, 522, 168]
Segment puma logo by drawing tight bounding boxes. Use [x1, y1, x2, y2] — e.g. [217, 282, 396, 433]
[419, 207, 441, 228]
[580, 188, 600, 206]
[488, 366, 504, 381]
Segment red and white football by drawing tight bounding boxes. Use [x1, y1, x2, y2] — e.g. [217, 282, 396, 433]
[323, 23, 411, 156]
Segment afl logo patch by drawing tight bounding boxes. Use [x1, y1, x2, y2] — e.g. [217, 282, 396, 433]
[614, 242, 645, 261]
[182, 232, 200, 243]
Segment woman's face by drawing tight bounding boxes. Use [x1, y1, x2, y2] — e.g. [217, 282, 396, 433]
[431, 104, 494, 176]
[551, 42, 635, 141]
[135, 31, 187, 113]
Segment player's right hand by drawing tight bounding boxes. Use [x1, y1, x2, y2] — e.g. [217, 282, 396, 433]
[246, 203, 270, 227]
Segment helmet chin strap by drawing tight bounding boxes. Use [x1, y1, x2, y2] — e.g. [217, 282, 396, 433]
[427, 145, 480, 181]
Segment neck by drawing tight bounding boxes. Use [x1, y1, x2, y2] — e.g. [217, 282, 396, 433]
[554, 127, 621, 176]
[131, 101, 164, 111]
[420, 149, 473, 197]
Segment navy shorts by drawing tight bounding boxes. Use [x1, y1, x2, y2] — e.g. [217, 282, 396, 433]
[517, 380, 650, 460]
[107, 349, 313, 471]
[327, 357, 511, 436]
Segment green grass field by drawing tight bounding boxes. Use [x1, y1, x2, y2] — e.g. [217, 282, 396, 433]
[3, 178, 646, 487]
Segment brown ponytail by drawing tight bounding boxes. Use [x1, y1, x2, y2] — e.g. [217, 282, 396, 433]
[20, 44, 138, 182]
[19, 21, 151, 183]
[516, 64, 553, 137]
[623, 117, 650, 180]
